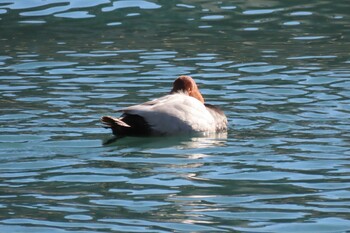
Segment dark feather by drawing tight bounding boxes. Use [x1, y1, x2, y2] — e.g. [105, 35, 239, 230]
[101, 114, 152, 137]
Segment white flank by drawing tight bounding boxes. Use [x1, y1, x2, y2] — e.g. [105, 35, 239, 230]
[119, 93, 217, 135]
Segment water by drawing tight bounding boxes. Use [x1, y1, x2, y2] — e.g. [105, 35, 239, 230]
[1, 0, 350, 232]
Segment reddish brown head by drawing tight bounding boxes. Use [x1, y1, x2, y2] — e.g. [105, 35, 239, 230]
[170, 75, 205, 103]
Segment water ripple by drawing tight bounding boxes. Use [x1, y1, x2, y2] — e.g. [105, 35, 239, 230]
[1, 0, 350, 232]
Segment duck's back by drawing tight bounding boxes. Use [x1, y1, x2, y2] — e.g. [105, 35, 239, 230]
[121, 93, 216, 135]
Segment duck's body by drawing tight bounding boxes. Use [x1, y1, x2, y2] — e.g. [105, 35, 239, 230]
[101, 76, 227, 137]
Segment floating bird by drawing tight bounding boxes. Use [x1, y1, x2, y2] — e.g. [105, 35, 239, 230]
[101, 75, 227, 138]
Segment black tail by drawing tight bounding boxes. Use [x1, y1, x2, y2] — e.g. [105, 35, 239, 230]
[101, 114, 151, 137]
[101, 116, 131, 136]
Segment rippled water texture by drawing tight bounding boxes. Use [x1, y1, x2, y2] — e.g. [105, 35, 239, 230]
[1, 0, 350, 232]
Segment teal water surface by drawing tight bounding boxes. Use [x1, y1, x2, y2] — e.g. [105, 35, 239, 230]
[1, 0, 350, 232]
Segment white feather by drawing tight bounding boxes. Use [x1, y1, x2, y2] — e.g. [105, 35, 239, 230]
[119, 93, 217, 135]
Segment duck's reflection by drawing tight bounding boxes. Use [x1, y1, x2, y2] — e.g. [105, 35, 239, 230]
[102, 132, 227, 150]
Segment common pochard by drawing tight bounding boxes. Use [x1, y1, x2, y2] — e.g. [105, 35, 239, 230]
[101, 75, 227, 137]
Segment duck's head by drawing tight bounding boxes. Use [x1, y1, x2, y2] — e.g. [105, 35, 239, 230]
[170, 75, 205, 103]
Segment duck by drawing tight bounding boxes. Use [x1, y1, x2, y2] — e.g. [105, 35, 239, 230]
[101, 75, 227, 137]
